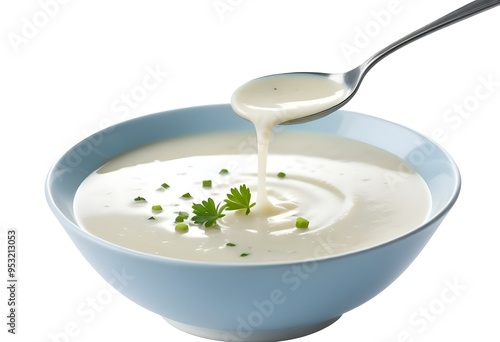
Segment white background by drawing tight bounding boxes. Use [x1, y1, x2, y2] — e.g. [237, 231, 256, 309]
[1, 0, 499, 341]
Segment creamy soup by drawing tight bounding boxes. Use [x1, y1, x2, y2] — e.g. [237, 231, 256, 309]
[73, 131, 431, 262]
[231, 73, 347, 210]
[74, 70, 431, 263]
[231, 73, 346, 126]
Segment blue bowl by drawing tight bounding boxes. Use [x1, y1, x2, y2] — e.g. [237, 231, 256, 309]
[45, 104, 460, 341]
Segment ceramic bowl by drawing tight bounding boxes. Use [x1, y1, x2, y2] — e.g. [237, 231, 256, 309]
[45, 104, 460, 341]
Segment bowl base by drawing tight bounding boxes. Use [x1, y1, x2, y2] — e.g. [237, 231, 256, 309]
[163, 315, 341, 342]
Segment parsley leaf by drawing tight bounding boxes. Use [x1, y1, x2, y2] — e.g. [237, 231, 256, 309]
[192, 198, 226, 227]
[224, 184, 256, 215]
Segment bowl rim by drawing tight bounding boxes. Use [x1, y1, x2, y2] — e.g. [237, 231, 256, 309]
[45, 103, 461, 267]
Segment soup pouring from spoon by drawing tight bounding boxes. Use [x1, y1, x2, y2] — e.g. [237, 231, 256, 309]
[231, 0, 500, 125]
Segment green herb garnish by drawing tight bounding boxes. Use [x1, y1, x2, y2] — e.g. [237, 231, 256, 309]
[202, 180, 212, 188]
[152, 205, 163, 211]
[295, 217, 309, 229]
[219, 169, 229, 175]
[226, 242, 236, 247]
[134, 196, 146, 202]
[148, 216, 156, 220]
[181, 192, 192, 199]
[175, 211, 189, 222]
[160, 183, 170, 189]
[277, 172, 286, 178]
[175, 223, 189, 232]
[240, 253, 250, 257]
[192, 198, 226, 227]
[224, 184, 256, 215]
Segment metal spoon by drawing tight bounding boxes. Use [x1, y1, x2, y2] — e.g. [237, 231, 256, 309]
[232, 0, 500, 125]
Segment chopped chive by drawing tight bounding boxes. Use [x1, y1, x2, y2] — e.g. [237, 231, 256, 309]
[181, 193, 192, 199]
[277, 172, 286, 178]
[226, 242, 236, 247]
[240, 253, 250, 257]
[175, 223, 189, 232]
[202, 180, 212, 188]
[295, 217, 309, 229]
[175, 211, 189, 222]
[134, 196, 146, 202]
[148, 216, 156, 220]
[160, 183, 170, 189]
[177, 211, 189, 220]
[152, 205, 163, 211]
[219, 169, 229, 175]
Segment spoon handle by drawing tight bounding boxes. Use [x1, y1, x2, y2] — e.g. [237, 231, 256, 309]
[363, 0, 500, 72]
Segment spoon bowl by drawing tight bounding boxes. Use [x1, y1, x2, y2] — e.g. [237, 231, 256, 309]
[232, 0, 500, 125]
[278, 69, 363, 125]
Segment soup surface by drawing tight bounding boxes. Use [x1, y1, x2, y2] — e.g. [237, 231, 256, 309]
[73, 131, 431, 263]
